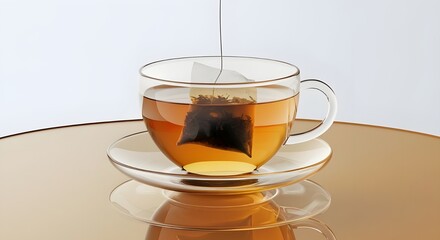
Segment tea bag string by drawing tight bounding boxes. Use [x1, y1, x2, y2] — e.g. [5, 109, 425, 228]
[212, 0, 223, 98]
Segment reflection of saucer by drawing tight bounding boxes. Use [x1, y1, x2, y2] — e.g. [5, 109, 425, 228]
[107, 131, 331, 194]
[110, 180, 331, 231]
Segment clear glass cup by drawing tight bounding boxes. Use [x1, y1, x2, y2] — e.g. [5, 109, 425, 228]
[140, 56, 337, 176]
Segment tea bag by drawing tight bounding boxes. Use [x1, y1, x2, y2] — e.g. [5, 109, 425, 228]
[177, 63, 256, 157]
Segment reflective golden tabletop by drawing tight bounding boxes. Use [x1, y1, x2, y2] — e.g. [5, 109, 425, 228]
[1, 120, 439, 240]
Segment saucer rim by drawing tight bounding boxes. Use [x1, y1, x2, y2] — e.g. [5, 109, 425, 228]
[106, 131, 332, 179]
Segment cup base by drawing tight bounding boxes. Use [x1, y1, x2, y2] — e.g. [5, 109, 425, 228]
[183, 161, 256, 176]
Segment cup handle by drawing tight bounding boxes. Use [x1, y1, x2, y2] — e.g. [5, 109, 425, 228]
[285, 79, 337, 145]
[291, 218, 336, 240]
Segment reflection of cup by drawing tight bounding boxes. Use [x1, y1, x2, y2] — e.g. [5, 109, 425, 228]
[145, 191, 335, 240]
[140, 56, 337, 176]
[147, 225, 294, 240]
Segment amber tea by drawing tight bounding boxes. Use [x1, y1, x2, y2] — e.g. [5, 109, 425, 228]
[142, 85, 298, 176]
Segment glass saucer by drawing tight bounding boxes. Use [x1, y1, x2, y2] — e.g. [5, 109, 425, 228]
[110, 179, 331, 231]
[107, 131, 332, 194]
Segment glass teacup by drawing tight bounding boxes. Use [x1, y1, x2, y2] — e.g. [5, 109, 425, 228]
[140, 56, 337, 176]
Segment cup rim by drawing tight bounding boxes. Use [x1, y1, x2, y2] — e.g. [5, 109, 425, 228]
[139, 56, 300, 86]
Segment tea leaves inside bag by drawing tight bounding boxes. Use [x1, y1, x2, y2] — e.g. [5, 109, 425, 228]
[177, 94, 255, 157]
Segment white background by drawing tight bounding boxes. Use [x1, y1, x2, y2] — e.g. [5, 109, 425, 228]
[1, 0, 439, 137]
